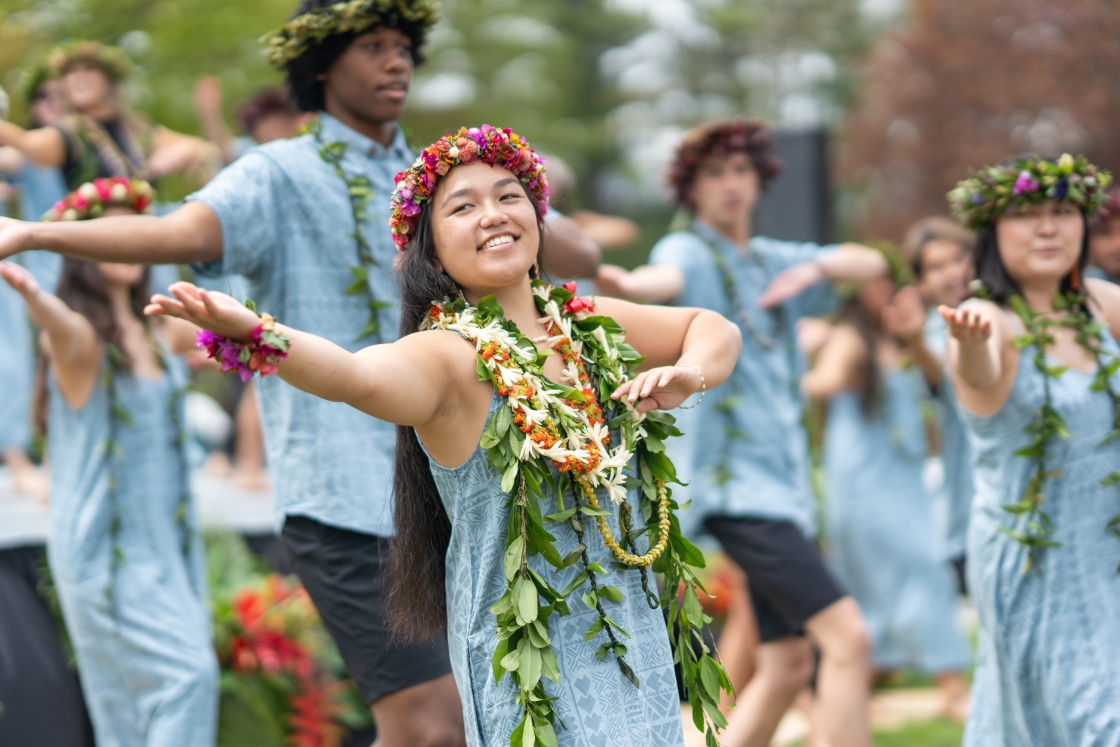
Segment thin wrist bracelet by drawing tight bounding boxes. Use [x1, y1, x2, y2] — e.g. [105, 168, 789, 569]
[675, 363, 706, 410]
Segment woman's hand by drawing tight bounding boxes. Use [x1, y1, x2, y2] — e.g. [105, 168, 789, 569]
[144, 281, 261, 340]
[0, 260, 40, 297]
[939, 304, 992, 345]
[610, 365, 702, 412]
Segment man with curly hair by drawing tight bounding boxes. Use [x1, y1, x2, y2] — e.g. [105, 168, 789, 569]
[596, 118, 885, 747]
[0, 2, 600, 744]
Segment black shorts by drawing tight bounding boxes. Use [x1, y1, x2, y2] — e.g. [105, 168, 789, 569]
[280, 516, 452, 704]
[705, 516, 846, 643]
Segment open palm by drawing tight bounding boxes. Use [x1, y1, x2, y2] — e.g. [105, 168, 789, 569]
[145, 281, 261, 339]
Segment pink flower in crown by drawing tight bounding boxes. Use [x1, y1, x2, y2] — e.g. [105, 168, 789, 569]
[95, 180, 113, 201]
[1013, 170, 1039, 195]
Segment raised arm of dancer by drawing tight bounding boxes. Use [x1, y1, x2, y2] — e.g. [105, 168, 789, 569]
[0, 261, 98, 400]
[0, 120, 66, 168]
[147, 127, 222, 180]
[801, 324, 864, 400]
[882, 285, 943, 390]
[759, 243, 888, 309]
[594, 264, 684, 304]
[0, 200, 223, 264]
[1087, 277, 1120, 338]
[595, 296, 741, 410]
[938, 299, 1013, 420]
[541, 214, 601, 279]
[194, 76, 239, 166]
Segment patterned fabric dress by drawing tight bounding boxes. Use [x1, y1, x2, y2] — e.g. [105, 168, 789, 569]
[962, 324, 1120, 746]
[426, 393, 685, 747]
[47, 356, 217, 747]
[824, 367, 971, 673]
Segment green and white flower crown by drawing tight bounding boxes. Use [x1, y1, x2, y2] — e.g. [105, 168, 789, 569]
[261, 0, 440, 69]
[948, 153, 1112, 230]
[46, 41, 133, 82]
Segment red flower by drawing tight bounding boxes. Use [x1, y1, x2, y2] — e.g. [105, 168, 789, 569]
[562, 282, 595, 315]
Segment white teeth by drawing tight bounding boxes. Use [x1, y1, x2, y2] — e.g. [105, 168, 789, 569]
[483, 235, 516, 250]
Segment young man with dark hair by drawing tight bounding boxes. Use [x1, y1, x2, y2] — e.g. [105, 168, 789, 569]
[596, 118, 885, 747]
[0, 2, 599, 745]
[899, 216, 977, 587]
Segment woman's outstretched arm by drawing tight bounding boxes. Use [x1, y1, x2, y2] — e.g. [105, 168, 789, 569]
[801, 324, 864, 400]
[145, 282, 453, 427]
[940, 300, 1003, 391]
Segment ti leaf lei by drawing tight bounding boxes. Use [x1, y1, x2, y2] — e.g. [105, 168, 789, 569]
[310, 118, 393, 341]
[102, 334, 196, 605]
[1002, 290, 1120, 573]
[423, 281, 732, 747]
[699, 232, 783, 351]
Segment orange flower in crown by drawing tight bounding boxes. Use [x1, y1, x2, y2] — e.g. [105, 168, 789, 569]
[389, 124, 550, 251]
[45, 177, 156, 222]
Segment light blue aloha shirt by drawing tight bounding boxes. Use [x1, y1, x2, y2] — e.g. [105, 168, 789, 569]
[189, 113, 413, 536]
[650, 220, 838, 538]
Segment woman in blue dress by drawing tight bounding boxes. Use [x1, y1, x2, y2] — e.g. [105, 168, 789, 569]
[145, 125, 743, 747]
[803, 275, 972, 721]
[0, 178, 217, 747]
[942, 154, 1120, 746]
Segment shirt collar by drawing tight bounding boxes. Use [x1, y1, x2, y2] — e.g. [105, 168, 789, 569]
[692, 218, 753, 256]
[317, 112, 412, 162]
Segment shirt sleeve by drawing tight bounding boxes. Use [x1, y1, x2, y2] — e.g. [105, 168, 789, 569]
[648, 232, 710, 306]
[187, 151, 283, 280]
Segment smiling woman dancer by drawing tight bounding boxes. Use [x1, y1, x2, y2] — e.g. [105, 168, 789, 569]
[941, 154, 1120, 746]
[147, 125, 741, 747]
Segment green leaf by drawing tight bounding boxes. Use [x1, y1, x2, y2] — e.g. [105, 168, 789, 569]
[501, 462, 520, 494]
[504, 537, 524, 582]
[544, 507, 578, 523]
[586, 560, 608, 574]
[579, 505, 613, 516]
[541, 646, 560, 683]
[492, 637, 511, 683]
[535, 721, 559, 747]
[583, 617, 604, 642]
[518, 579, 539, 623]
[244, 299, 257, 313]
[598, 585, 623, 604]
[1101, 470, 1120, 486]
[494, 404, 512, 438]
[560, 570, 589, 597]
[522, 644, 543, 691]
[683, 586, 704, 627]
[617, 657, 640, 688]
[699, 656, 721, 699]
[670, 533, 707, 568]
[475, 355, 494, 383]
[500, 649, 520, 673]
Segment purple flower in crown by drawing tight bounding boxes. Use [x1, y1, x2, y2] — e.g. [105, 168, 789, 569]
[1013, 170, 1039, 195]
[1053, 177, 1068, 199]
[971, 193, 985, 205]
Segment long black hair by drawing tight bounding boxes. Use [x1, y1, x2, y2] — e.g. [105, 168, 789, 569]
[387, 184, 547, 642]
[34, 259, 150, 435]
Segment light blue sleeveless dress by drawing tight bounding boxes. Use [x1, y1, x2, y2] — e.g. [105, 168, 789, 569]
[0, 276, 32, 453]
[425, 393, 685, 747]
[962, 322, 1120, 746]
[824, 367, 971, 673]
[47, 353, 218, 747]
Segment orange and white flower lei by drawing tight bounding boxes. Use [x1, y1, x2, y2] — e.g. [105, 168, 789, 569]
[423, 284, 645, 506]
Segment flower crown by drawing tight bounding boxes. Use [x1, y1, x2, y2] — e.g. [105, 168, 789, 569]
[948, 153, 1113, 230]
[261, 0, 439, 69]
[46, 41, 133, 82]
[389, 124, 549, 252]
[45, 177, 156, 222]
[19, 62, 52, 103]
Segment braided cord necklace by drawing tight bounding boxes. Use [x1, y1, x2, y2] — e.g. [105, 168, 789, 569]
[1004, 291, 1120, 573]
[310, 118, 392, 341]
[699, 232, 784, 350]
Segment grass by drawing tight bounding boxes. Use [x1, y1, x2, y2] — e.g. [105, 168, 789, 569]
[789, 717, 964, 747]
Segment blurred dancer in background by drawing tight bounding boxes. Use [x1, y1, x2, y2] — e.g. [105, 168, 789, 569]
[803, 267, 971, 722]
[595, 118, 887, 747]
[1088, 186, 1120, 285]
[900, 217, 977, 586]
[0, 178, 216, 747]
[0, 41, 219, 190]
[195, 79, 304, 165]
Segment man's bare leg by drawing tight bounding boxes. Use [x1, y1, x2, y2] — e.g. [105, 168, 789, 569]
[720, 636, 815, 747]
[716, 567, 760, 712]
[369, 673, 466, 747]
[803, 597, 872, 747]
[233, 383, 270, 490]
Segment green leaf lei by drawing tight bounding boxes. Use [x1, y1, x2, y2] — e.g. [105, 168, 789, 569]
[310, 118, 393, 341]
[101, 335, 196, 605]
[1001, 290, 1120, 573]
[424, 281, 732, 746]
